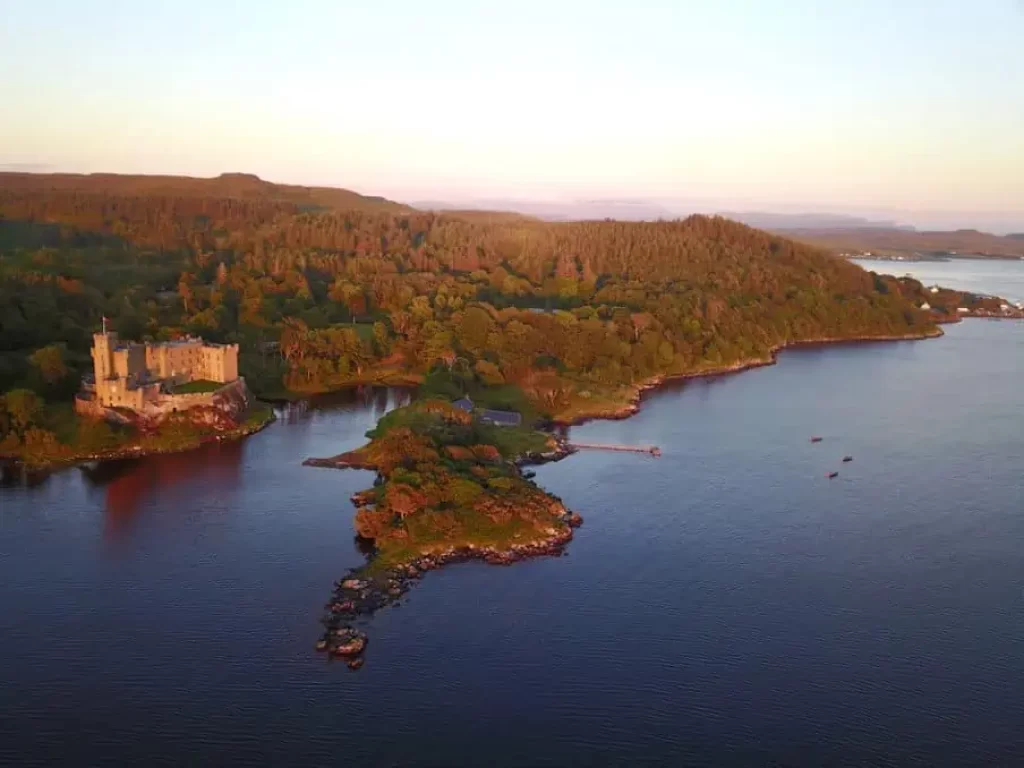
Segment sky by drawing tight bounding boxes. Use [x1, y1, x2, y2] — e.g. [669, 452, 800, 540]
[2, 0, 1023, 229]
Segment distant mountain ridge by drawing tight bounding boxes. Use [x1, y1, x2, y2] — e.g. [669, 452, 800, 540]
[717, 212, 910, 230]
[0, 171, 410, 213]
[779, 227, 1024, 258]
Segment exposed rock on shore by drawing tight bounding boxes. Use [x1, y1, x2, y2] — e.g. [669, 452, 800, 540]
[315, 507, 581, 668]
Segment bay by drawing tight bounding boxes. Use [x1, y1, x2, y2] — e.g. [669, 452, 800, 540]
[853, 257, 1024, 304]
[1, 323, 1023, 765]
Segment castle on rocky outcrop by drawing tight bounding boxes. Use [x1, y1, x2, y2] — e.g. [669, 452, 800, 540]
[77, 330, 246, 420]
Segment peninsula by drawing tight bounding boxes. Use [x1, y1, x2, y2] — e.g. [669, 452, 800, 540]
[304, 398, 581, 665]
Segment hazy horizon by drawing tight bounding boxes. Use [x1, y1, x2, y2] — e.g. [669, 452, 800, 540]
[2, 0, 1022, 231]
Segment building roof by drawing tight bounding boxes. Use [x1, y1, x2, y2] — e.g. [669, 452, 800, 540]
[452, 397, 474, 412]
[480, 409, 522, 427]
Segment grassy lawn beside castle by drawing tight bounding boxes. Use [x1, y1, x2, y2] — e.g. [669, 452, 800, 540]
[171, 379, 224, 394]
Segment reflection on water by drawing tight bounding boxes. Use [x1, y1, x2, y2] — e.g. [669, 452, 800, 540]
[79, 442, 246, 538]
[2, 387, 412, 542]
[0, 462, 51, 488]
[276, 386, 412, 425]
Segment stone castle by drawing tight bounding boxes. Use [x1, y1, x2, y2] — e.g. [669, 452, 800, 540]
[78, 331, 245, 419]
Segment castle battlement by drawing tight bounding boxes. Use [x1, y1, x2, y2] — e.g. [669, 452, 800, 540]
[88, 331, 240, 411]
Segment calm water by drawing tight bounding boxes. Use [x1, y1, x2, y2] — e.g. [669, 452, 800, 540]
[853, 257, 1024, 304]
[2, 323, 1023, 766]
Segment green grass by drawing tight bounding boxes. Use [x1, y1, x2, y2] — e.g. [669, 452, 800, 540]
[172, 379, 223, 394]
[475, 423, 550, 457]
[366, 400, 551, 460]
[243, 401, 275, 427]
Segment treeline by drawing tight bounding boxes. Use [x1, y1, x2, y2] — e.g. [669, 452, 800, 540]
[0, 177, 937, 436]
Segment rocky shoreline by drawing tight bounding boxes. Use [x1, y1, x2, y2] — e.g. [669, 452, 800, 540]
[315, 508, 584, 668]
[302, 453, 375, 470]
[514, 435, 577, 467]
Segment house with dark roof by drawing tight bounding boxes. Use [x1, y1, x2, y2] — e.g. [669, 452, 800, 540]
[450, 396, 522, 427]
[480, 409, 522, 427]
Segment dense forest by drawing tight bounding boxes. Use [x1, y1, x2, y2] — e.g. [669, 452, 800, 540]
[0, 173, 940, 461]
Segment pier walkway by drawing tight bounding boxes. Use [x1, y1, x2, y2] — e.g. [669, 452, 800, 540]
[569, 442, 661, 457]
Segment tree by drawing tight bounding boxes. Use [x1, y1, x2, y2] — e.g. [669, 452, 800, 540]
[475, 360, 504, 385]
[5, 389, 43, 432]
[457, 306, 493, 354]
[29, 344, 69, 385]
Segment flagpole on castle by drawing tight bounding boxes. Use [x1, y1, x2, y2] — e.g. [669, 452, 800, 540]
[102, 316, 107, 335]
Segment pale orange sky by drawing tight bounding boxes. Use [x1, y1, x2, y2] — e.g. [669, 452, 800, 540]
[2, 0, 1022, 229]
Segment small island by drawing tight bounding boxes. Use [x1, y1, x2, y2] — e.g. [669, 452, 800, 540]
[305, 396, 581, 667]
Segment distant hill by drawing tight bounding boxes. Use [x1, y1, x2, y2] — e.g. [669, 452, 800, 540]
[0, 172, 410, 213]
[777, 227, 1024, 259]
[718, 212, 907, 230]
[413, 198, 677, 221]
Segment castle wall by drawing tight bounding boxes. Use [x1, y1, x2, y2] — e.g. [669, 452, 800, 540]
[147, 340, 204, 382]
[137, 378, 250, 419]
[98, 377, 147, 410]
[87, 332, 241, 413]
[112, 344, 146, 380]
[80, 378, 251, 426]
[142, 340, 238, 384]
[200, 345, 238, 383]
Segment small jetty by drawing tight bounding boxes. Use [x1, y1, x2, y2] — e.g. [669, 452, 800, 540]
[569, 442, 661, 457]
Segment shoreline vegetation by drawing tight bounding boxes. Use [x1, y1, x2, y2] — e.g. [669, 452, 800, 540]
[0, 401, 275, 471]
[551, 327, 947, 424]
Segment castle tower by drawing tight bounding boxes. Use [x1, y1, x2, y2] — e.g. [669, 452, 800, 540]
[91, 331, 117, 383]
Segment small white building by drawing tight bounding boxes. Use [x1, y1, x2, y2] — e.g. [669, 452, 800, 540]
[929, 286, 940, 294]
[957, 307, 970, 314]
[919, 302, 931, 310]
